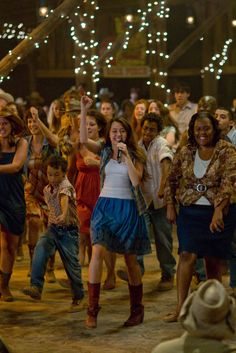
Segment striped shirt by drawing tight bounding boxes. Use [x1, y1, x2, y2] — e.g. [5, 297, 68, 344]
[44, 176, 78, 227]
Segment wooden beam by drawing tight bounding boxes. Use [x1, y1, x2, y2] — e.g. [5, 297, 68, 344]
[0, 0, 81, 78]
[166, 0, 232, 68]
[36, 69, 74, 78]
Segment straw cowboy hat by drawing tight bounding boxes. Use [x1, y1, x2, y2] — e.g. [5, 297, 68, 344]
[179, 279, 236, 340]
[63, 98, 80, 113]
[0, 89, 14, 104]
[0, 108, 24, 134]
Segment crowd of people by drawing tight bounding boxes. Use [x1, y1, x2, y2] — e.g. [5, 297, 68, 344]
[0, 82, 236, 331]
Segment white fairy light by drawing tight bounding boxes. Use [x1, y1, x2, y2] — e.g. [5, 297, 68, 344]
[201, 38, 233, 79]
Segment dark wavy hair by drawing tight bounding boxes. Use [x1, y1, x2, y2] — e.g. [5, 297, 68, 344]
[141, 112, 163, 133]
[106, 117, 148, 180]
[188, 111, 221, 146]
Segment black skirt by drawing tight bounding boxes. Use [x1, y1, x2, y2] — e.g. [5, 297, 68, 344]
[177, 204, 236, 259]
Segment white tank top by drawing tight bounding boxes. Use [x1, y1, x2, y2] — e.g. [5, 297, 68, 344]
[100, 159, 134, 199]
[194, 149, 211, 205]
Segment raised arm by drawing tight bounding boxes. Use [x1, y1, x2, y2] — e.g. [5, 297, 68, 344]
[80, 96, 102, 154]
[0, 137, 28, 174]
[30, 107, 59, 147]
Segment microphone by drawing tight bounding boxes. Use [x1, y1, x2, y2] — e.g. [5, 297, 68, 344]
[117, 148, 122, 163]
[117, 139, 123, 163]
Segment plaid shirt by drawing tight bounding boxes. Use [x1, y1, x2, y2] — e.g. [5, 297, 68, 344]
[44, 177, 78, 227]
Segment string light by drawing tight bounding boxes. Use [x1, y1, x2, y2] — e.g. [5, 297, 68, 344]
[201, 38, 233, 80]
[70, 1, 100, 85]
[139, 0, 171, 94]
[0, 23, 28, 40]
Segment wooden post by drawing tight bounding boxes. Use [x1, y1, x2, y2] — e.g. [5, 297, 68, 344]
[0, 0, 81, 78]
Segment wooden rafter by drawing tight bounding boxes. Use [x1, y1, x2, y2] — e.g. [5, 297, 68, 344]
[166, 0, 232, 68]
[0, 0, 80, 78]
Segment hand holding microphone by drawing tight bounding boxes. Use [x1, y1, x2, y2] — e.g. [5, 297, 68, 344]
[117, 147, 122, 163]
[117, 140, 128, 163]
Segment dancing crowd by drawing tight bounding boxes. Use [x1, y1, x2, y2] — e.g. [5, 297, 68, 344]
[0, 82, 236, 330]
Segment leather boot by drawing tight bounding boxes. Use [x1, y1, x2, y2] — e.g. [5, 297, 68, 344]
[85, 282, 101, 329]
[0, 270, 13, 302]
[123, 283, 144, 327]
[27, 244, 35, 277]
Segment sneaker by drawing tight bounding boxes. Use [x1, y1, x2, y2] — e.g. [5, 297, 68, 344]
[116, 269, 128, 282]
[68, 298, 84, 313]
[157, 274, 174, 291]
[45, 270, 56, 283]
[22, 286, 42, 300]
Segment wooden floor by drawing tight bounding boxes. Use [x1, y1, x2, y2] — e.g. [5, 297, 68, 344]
[0, 238, 235, 353]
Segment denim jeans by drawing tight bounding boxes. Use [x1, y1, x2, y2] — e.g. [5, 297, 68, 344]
[148, 206, 176, 277]
[31, 224, 84, 300]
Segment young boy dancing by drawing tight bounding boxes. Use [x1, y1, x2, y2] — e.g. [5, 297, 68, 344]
[23, 155, 84, 307]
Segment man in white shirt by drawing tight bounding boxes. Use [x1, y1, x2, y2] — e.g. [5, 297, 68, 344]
[169, 82, 197, 135]
[139, 113, 176, 291]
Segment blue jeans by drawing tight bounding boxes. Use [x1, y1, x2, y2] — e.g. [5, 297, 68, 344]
[31, 224, 84, 300]
[149, 206, 176, 278]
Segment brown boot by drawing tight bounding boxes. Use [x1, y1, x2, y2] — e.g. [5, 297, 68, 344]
[0, 271, 13, 302]
[85, 282, 101, 329]
[124, 283, 144, 327]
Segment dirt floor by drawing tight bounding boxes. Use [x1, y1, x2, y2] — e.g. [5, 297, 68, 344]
[1, 235, 236, 353]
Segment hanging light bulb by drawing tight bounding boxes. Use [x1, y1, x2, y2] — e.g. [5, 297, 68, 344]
[39, 0, 48, 17]
[39, 6, 48, 17]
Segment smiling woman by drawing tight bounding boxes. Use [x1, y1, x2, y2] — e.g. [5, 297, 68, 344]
[79, 95, 151, 329]
[164, 111, 236, 322]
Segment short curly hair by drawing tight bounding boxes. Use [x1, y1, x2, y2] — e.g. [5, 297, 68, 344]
[188, 111, 221, 147]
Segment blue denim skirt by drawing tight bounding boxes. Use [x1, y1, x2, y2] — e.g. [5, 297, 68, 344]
[91, 197, 151, 255]
[177, 204, 236, 259]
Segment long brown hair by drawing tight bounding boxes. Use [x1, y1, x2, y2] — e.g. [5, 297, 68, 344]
[106, 117, 148, 180]
[130, 99, 148, 132]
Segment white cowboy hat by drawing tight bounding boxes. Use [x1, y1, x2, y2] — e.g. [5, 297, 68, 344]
[0, 89, 14, 104]
[179, 279, 236, 340]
